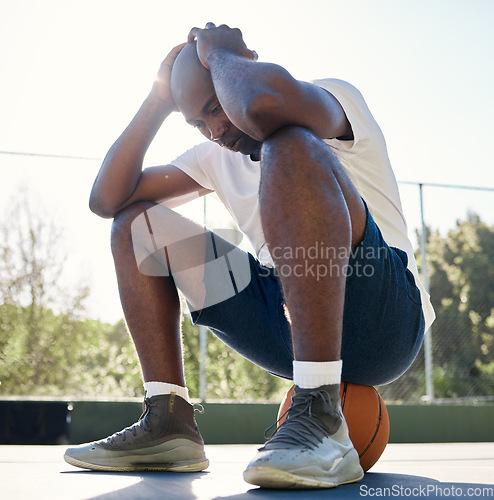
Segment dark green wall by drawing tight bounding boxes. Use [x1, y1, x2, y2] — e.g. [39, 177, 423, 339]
[67, 401, 494, 445]
[1, 399, 492, 445]
[387, 404, 494, 443]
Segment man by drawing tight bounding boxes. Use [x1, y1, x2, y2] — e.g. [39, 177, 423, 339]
[64, 23, 434, 489]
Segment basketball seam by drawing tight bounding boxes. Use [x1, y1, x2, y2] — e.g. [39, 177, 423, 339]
[358, 387, 382, 459]
[341, 381, 348, 410]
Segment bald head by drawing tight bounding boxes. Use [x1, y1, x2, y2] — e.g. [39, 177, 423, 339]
[170, 42, 213, 112]
[169, 40, 262, 157]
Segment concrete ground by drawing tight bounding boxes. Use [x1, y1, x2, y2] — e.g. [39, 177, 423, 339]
[0, 443, 493, 499]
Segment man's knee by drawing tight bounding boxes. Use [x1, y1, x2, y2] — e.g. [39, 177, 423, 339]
[260, 126, 339, 179]
[111, 201, 157, 255]
[262, 126, 314, 159]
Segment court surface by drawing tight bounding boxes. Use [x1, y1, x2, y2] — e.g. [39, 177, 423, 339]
[1, 443, 493, 499]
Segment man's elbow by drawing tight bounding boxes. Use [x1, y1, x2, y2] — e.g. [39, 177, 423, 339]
[89, 195, 116, 219]
[243, 90, 289, 141]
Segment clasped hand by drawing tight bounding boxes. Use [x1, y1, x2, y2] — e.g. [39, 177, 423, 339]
[188, 22, 257, 69]
[153, 22, 257, 108]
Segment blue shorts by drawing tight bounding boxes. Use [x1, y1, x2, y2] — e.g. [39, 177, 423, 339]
[191, 207, 425, 386]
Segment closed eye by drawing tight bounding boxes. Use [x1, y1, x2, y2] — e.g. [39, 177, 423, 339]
[211, 103, 222, 115]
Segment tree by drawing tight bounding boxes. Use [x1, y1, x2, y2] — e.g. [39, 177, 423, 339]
[0, 188, 290, 400]
[379, 213, 494, 401]
[0, 190, 79, 392]
[181, 316, 292, 402]
[0, 189, 141, 397]
[427, 213, 494, 398]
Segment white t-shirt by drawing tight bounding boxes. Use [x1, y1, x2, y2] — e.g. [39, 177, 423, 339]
[170, 78, 435, 330]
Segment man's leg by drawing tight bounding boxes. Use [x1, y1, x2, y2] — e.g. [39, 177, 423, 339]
[259, 126, 366, 362]
[64, 201, 225, 472]
[245, 126, 367, 488]
[110, 200, 252, 383]
[110, 201, 185, 386]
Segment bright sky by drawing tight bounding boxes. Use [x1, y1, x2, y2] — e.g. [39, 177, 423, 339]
[1, 0, 494, 322]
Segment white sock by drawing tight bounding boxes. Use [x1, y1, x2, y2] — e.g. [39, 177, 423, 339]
[293, 360, 342, 389]
[144, 381, 189, 402]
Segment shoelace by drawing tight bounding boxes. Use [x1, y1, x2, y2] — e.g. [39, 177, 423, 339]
[193, 402, 205, 414]
[263, 389, 336, 450]
[107, 398, 158, 444]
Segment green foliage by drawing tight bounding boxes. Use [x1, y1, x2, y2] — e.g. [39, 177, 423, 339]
[181, 317, 292, 402]
[379, 212, 494, 402]
[0, 189, 289, 401]
[0, 306, 143, 397]
[2, 187, 493, 403]
[0, 301, 290, 400]
[0, 189, 142, 398]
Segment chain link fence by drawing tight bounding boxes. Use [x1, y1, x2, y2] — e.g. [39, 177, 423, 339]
[377, 182, 494, 403]
[2, 153, 494, 403]
[189, 182, 494, 403]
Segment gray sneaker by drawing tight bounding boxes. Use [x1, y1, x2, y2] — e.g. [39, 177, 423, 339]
[243, 384, 364, 489]
[64, 394, 209, 472]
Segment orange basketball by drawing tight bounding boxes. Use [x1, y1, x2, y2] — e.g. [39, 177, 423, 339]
[277, 382, 390, 472]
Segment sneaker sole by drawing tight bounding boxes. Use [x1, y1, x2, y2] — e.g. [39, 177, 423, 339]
[63, 439, 209, 472]
[243, 446, 364, 490]
[63, 452, 209, 472]
[243, 465, 364, 489]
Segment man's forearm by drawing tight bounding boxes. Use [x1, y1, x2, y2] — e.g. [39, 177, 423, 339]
[207, 50, 297, 141]
[89, 86, 175, 218]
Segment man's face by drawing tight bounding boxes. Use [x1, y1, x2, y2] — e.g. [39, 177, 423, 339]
[171, 44, 262, 158]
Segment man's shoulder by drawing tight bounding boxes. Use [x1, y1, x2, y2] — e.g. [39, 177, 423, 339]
[311, 78, 372, 127]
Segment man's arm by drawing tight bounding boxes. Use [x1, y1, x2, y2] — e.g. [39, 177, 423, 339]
[89, 43, 209, 219]
[188, 24, 352, 142]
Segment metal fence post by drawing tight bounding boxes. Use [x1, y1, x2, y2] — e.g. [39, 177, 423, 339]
[199, 196, 207, 402]
[419, 183, 434, 403]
